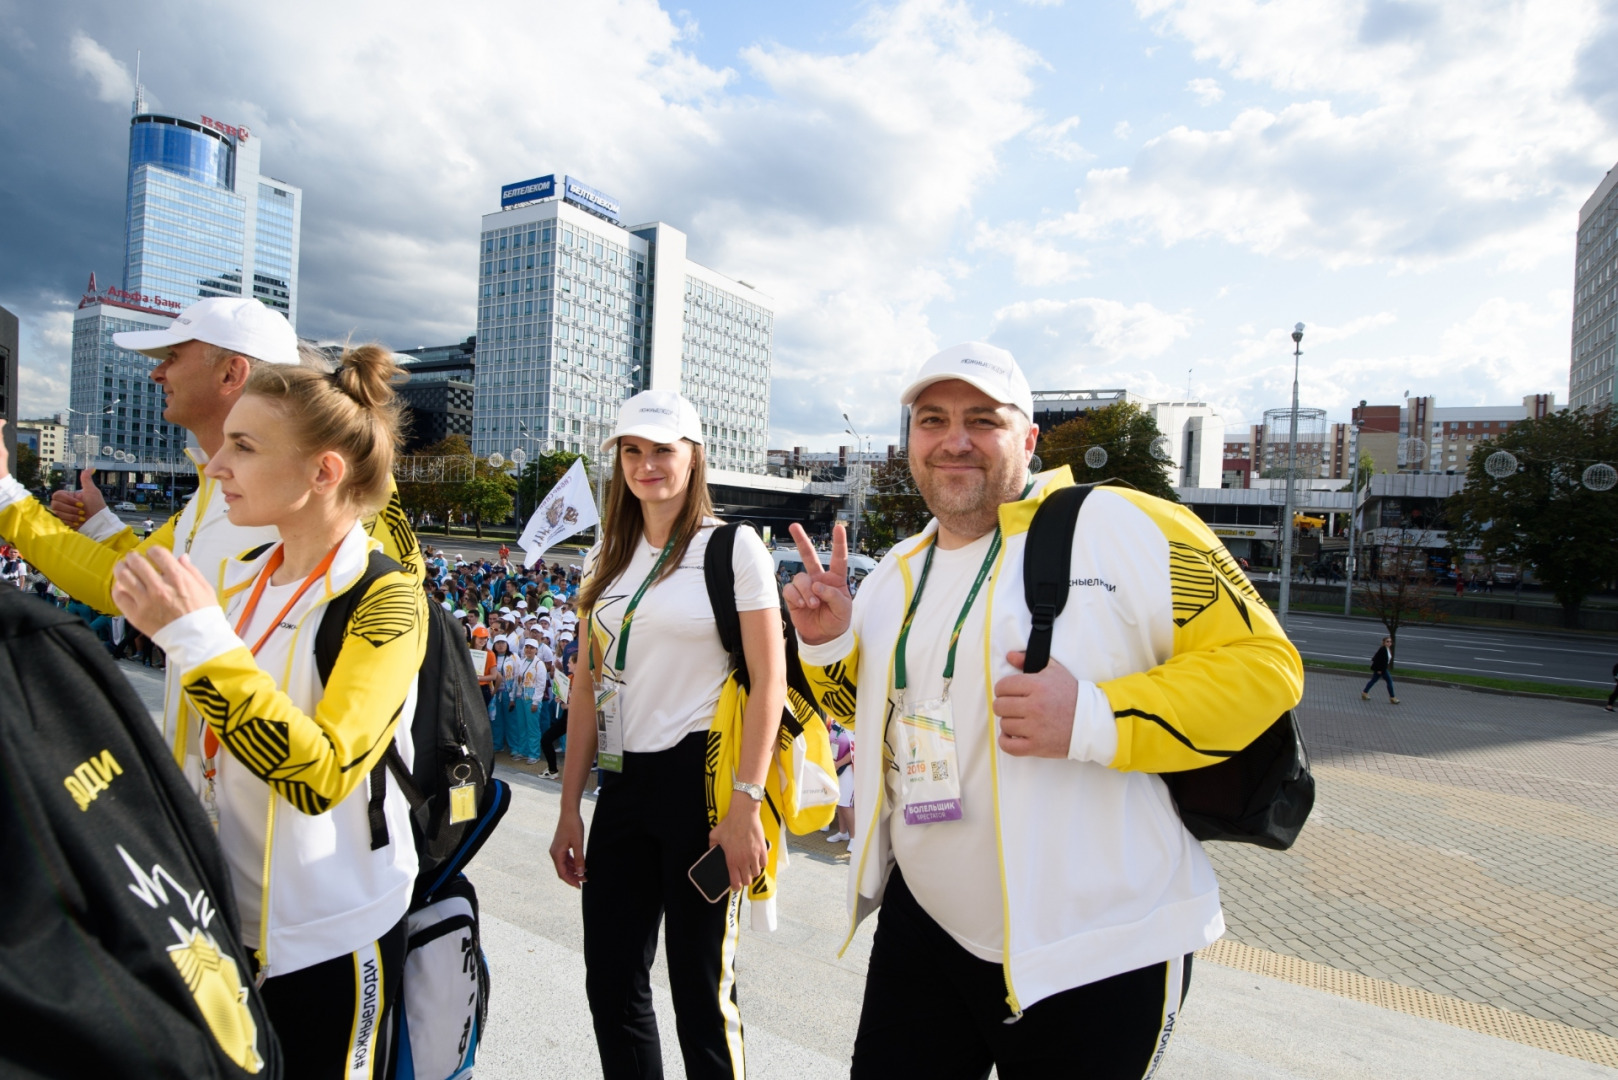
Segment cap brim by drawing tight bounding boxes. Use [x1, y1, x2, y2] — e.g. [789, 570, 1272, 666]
[900, 372, 1030, 416]
[602, 423, 701, 453]
[112, 327, 193, 360]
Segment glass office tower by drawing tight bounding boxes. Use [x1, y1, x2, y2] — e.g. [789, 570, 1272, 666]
[122, 112, 302, 325]
[69, 97, 304, 463]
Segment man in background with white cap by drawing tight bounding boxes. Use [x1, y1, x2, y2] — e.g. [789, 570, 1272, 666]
[786, 342, 1302, 1078]
[0, 297, 422, 775]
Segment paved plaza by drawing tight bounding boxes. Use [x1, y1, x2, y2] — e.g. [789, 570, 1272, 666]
[116, 658, 1618, 1076]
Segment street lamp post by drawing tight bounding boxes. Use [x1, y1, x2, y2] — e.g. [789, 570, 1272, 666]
[1278, 324, 1304, 632]
[63, 399, 121, 484]
[842, 413, 869, 555]
[1343, 421, 1362, 616]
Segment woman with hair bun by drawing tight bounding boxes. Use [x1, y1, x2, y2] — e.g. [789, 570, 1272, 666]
[112, 344, 429, 1078]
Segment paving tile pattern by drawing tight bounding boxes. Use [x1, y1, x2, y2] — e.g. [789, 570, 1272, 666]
[1211, 669, 1618, 1037]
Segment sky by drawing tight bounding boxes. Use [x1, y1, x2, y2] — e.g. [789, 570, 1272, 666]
[2, 0, 1616, 449]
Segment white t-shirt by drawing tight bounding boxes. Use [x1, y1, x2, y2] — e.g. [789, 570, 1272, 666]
[885, 529, 1006, 962]
[218, 577, 303, 950]
[588, 521, 776, 753]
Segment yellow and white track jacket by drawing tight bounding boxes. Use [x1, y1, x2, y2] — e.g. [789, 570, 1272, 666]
[151, 522, 428, 979]
[797, 468, 1303, 1013]
[0, 451, 423, 793]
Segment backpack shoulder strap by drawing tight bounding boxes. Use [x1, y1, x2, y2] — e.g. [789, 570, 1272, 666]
[315, 548, 406, 687]
[1022, 483, 1094, 675]
[703, 522, 748, 689]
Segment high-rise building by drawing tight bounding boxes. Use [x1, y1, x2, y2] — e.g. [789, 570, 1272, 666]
[69, 277, 189, 461]
[1571, 161, 1618, 408]
[396, 338, 477, 451]
[123, 88, 302, 322]
[69, 87, 302, 464]
[471, 174, 773, 473]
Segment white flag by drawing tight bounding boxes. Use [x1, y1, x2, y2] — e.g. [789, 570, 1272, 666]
[519, 459, 600, 567]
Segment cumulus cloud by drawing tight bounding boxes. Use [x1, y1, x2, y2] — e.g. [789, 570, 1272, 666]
[1028, 115, 1087, 161]
[1063, 0, 1618, 271]
[68, 32, 132, 104]
[5, 0, 1043, 440]
[987, 296, 1193, 390]
[969, 221, 1086, 285]
[1186, 76, 1222, 105]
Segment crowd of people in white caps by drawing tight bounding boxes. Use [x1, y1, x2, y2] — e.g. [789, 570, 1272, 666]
[0, 294, 1306, 1080]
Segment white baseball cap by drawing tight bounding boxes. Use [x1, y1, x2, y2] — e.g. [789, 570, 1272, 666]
[602, 389, 703, 452]
[899, 342, 1033, 419]
[112, 297, 301, 366]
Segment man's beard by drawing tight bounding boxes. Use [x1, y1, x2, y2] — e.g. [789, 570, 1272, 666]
[911, 448, 1027, 538]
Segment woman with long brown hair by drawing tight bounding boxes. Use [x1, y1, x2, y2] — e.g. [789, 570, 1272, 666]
[548, 389, 783, 1080]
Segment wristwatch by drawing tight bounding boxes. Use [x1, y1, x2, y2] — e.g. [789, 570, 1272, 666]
[732, 779, 765, 802]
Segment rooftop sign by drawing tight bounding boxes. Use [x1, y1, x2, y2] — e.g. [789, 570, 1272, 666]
[563, 175, 620, 222]
[200, 115, 249, 141]
[501, 174, 556, 209]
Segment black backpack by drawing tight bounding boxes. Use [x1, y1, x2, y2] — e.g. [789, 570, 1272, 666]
[0, 584, 282, 1078]
[315, 552, 504, 901]
[702, 522, 824, 712]
[1022, 484, 1314, 850]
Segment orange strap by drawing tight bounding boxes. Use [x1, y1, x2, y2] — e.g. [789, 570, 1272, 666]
[202, 541, 341, 765]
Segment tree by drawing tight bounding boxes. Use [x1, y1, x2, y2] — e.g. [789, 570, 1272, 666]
[1355, 528, 1446, 650]
[1445, 407, 1618, 626]
[517, 450, 590, 519]
[861, 454, 930, 553]
[14, 444, 41, 490]
[1037, 402, 1178, 501]
[396, 435, 474, 535]
[462, 463, 515, 539]
[1338, 451, 1374, 494]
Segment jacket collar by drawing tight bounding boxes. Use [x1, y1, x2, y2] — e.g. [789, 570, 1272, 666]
[217, 520, 379, 603]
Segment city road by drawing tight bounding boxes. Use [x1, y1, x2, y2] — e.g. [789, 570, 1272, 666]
[1287, 613, 1618, 690]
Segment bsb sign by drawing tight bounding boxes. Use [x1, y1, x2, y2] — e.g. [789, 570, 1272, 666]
[200, 115, 249, 141]
[499, 173, 622, 223]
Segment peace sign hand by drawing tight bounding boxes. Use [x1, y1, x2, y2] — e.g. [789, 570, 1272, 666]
[783, 523, 853, 646]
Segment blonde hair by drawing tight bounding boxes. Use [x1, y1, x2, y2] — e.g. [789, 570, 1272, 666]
[243, 344, 403, 513]
[577, 440, 713, 617]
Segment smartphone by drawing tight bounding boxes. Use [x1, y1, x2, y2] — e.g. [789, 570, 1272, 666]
[688, 840, 772, 904]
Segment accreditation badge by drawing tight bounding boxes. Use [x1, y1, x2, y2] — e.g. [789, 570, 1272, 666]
[596, 673, 625, 772]
[898, 694, 963, 824]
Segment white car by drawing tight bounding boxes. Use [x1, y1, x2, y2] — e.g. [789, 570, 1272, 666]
[115, 501, 139, 511]
[772, 548, 878, 589]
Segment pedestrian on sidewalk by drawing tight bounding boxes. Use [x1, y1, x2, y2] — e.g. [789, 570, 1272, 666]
[1362, 636, 1399, 703]
[107, 346, 427, 1077]
[548, 390, 783, 1080]
[785, 343, 1304, 1080]
[1605, 659, 1617, 713]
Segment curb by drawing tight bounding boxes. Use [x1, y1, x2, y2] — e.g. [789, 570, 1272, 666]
[1303, 663, 1604, 706]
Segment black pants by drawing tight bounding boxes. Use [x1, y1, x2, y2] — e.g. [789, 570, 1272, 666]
[852, 869, 1191, 1080]
[1607, 682, 1617, 707]
[257, 916, 407, 1080]
[542, 708, 567, 772]
[582, 732, 744, 1080]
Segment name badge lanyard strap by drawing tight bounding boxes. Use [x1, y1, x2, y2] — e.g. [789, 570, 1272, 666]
[893, 528, 1002, 698]
[609, 537, 676, 676]
[202, 541, 342, 770]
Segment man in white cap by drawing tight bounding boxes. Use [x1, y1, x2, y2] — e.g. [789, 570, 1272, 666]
[785, 342, 1303, 1078]
[0, 296, 422, 775]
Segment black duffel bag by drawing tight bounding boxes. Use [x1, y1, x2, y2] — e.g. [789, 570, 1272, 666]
[0, 584, 281, 1078]
[1021, 482, 1314, 850]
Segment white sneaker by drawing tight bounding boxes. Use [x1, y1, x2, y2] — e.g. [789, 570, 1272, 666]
[826, 831, 849, 844]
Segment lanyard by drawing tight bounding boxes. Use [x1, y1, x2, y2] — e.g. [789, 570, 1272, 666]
[610, 536, 676, 673]
[893, 529, 1001, 692]
[183, 478, 213, 555]
[203, 541, 341, 764]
